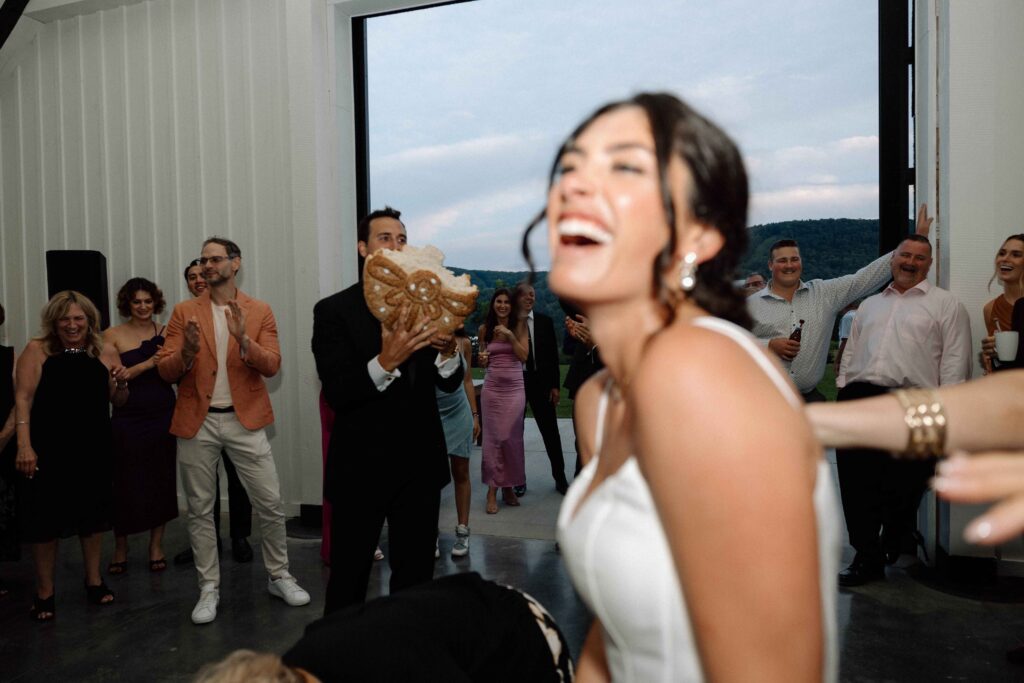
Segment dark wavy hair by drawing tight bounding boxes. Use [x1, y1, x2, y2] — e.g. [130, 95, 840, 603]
[989, 234, 1024, 292]
[116, 277, 166, 318]
[522, 92, 751, 329]
[482, 288, 519, 344]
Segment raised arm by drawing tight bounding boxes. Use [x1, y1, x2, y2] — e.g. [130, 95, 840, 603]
[634, 329, 822, 682]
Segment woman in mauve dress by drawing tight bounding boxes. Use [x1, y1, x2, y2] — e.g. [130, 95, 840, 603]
[477, 288, 529, 514]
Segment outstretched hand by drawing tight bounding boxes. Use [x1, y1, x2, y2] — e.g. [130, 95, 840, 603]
[225, 300, 247, 341]
[933, 451, 1024, 545]
[379, 305, 436, 372]
[916, 203, 934, 237]
[566, 314, 593, 347]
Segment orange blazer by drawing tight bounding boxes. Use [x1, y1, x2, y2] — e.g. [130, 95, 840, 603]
[158, 289, 281, 438]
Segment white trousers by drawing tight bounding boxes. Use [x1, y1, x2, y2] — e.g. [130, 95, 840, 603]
[177, 412, 289, 589]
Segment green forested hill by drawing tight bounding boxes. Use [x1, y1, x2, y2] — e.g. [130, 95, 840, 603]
[453, 217, 882, 344]
[740, 218, 880, 281]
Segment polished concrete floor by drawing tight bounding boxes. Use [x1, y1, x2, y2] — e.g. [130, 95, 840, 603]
[2, 420, 1024, 681]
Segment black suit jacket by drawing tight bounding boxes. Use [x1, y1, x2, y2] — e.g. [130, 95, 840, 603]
[563, 343, 603, 400]
[312, 283, 463, 499]
[524, 312, 560, 392]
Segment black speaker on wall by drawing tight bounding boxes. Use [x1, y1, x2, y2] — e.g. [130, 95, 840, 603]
[45, 250, 111, 330]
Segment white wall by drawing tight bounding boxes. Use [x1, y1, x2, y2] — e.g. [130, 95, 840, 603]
[916, 0, 1024, 563]
[0, 0, 329, 509]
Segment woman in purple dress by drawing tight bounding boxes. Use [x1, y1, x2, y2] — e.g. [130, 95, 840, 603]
[103, 278, 177, 573]
[477, 289, 529, 514]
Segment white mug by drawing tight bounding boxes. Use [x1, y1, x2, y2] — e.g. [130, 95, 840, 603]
[995, 330, 1020, 362]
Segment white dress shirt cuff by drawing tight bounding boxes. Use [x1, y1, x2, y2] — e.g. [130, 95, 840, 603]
[368, 356, 401, 392]
[436, 352, 460, 378]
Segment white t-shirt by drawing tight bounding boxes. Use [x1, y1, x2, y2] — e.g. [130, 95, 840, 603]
[210, 304, 233, 408]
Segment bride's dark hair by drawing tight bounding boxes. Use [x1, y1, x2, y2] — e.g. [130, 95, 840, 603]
[522, 92, 751, 329]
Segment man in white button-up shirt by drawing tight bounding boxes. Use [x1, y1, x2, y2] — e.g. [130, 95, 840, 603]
[834, 234, 972, 587]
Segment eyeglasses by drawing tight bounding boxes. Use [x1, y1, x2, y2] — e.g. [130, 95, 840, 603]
[198, 255, 235, 265]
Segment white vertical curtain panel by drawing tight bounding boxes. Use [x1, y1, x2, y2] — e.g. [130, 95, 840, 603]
[0, 0, 323, 508]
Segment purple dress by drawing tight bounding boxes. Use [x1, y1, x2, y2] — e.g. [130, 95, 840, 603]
[111, 333, 178, 535]
[481, 339, 526, 487]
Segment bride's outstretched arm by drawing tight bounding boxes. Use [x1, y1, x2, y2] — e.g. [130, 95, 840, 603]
[805, 370, 1024, 454]
[633, 326, 823, 683]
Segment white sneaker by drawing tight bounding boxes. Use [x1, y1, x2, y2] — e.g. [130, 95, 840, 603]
[191, 588, 219, 624]
[268, 575, 310, 606]
[374, 546, 384, 561]
[451, 525, 470, 557]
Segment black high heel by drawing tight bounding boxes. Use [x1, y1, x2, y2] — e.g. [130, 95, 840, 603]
[84, 581, 115, 605]
[30, 594, 55, 622]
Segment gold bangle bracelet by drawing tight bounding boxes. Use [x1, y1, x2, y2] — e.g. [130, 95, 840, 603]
[893, 388, 946, 459]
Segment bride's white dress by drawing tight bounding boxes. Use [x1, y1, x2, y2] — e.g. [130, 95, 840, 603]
[556, 316, 840, 682]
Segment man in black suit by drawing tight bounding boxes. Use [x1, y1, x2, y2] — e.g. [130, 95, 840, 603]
[312, 207, 464, 615]
[514, 283, 569, 495]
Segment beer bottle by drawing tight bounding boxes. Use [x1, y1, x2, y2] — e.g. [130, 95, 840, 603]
[789, 319, 805, 342]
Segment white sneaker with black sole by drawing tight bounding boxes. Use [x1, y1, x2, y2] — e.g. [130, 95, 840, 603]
[451, 525, 470, 557]
[268, 574, 311, 606]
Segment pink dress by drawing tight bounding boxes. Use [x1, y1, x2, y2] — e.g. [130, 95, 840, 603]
[481, 339, 526, 487]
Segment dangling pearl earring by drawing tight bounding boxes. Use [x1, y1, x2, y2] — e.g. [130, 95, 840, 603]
[680, 252, 698, 292]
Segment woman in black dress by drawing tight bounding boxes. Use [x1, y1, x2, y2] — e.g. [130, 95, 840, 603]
[14, 291, 129, 620]
[104, 278, 177, 573]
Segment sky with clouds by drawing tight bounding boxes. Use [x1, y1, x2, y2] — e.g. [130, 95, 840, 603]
[367, 0, 878, 271]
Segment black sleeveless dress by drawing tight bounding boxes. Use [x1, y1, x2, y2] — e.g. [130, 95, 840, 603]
[111, 333, 177, 535]
[18, 351, 113, 542]
[0, 345, 18, 559]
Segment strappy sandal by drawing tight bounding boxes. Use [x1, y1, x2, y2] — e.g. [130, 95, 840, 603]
[85, 581, 115, 605]
[30, 594, 55, 622]
[107, 560, 128, 575]
[149, 558, 167, 572]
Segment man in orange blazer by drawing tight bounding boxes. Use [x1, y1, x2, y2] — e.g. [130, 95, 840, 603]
[159, 237, 310, 624]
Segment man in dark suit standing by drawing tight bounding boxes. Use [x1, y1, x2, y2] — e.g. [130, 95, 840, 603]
[312, 207, 463, 615]
[514, 283, 569, 495]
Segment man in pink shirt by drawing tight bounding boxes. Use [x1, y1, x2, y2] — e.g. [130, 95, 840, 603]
[835, 234, 972, 586]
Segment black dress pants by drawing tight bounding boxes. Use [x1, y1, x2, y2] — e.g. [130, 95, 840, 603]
[324, 474, 441, 616]
[836, 382, 936, 562]
[523, 373, 568, 487]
